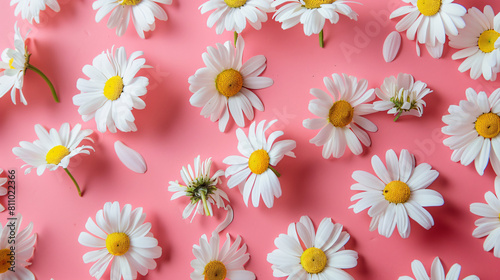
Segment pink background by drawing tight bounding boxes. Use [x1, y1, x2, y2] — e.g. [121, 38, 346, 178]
[0, 0, 499, 279]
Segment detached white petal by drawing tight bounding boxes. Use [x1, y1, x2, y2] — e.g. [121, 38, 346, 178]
[383, 31, 401, 62]
[114, 141, 147, 174]
[416, 41, 421, 57]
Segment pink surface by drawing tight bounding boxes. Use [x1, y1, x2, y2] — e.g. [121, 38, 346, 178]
[0, 0, 499, 279]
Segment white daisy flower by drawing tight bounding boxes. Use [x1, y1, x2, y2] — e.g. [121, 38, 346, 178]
[0, 22, 58, 105]
[470, 176, 500, 258]
[74, 46, 149, 133]
[442, 88, 500, 176]
[272, 0, 358, 47]
[191, 232, 255, 280]
[0, 214, 37, 280]
[390, 0, 466, 58]
[169, 155, 229, 221]
[449, 5, 500, 81]
[78, 201, 162, 280]
[398, 257, 479, 280]
[11, 0, 60, 24]
[0, 170, 8, 212]
[350, 149, 443, 238]
[12, 123, 94, 197]
[92, 0, 171, 39]
[199, 0, 274, 36]
[267, 216, 358, 280]
[223, 119, 296, 208]
[188, 36, 273, 132]
[374, 73, 432, 121]
[303, 73, 377, 159]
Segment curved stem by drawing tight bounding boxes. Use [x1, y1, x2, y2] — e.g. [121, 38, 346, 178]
[200, 191, 211, 216]
[319, 29, 324, 48]
[269, 166, 281, 178]
[234, 31, 238, 46]
[394, 110, 403, 122]
[27, 64, 59, 103]
[64, 168, 82, 197]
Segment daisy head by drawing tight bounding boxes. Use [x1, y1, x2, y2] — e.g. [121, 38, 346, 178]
[0, 22, 29, 105]
[272, 0, 358, 36]
[449, 5, 500, 81]
[374, 73, 432, 121]
[350, 149, 443, 238]
[398, 257, 479, 280]
[74, 46, 149, 133]
[12, 123, 93, 176]
[442, 88, 500, 176]
[189, 36, 273, 132]
[303, 73, 378, 159]
[0, 170, 8, 212]
[92, 0, 171, 39]
[470, 176, 500, 258]
[168, 155, 229, 221]
[0, 214, 37, 279]
[267, 216, 358, 279]
[78, 201, 162, 280]
[390, 0, 466, 58]
[223, 119, 296, 208]
[191, 232, 255, 280]
[199, 0, 274, 35]
[11, 0, 60, 24]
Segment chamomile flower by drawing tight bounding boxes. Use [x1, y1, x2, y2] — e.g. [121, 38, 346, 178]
[0, 22, 58, 105]
[442, 88, 500, 176]
[169, 155, 229, 221]
[267, 216, 358, 280]
[74, 46, 149, 133]
[0, 170, 8, 212]
[79, 202, 161, 280]
[350, 149, 443, 238]
[0, 214, 37, 280]
[224, 119, 296, 208]
[374, 73, 432, 121]
[92, 0, 171, 39]
[470, 176, 500, 258]
[191, 232, 255, 280]
[199, 0, 274, 36]
[390, 0, 466, 58]
[399, 257, 479, 280]
[303, 73, 377, 159]
[272, 0, 358, 47]
[188, 36, 273, 132]
[12, 123, 94, 197]
[449, 5, 500, 81]
[11, 0, 60, 24]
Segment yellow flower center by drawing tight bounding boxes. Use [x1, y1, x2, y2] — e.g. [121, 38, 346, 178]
[417, 0, 441, 16]
[103, 76, 124, 101]
[45, 145, 70, 165]
[121, 0, 141, 5]
[383, 181, 411, 204]
[106, 232, 130, 256]
[203, 260, 227, 280]
[300, 247, 327, 274]
[303, 0, 335, 9]
[248, 149, 270, 174]
[475, 113, 500, 139]
[224, 0, 247, 8]
[8, 58, 15, 70]
[328, 100, 354, 127]
[215, 69, 243, 98]
[478, 30, 500, 53]
[0, 249, 12, 274]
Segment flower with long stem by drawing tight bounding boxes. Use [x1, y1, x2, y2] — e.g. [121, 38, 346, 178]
[12, 123, 94, 197]
[0, 22, 58, 105]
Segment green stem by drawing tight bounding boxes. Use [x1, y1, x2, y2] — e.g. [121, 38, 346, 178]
[234, 31, 238, 46]
[319, 29, 324, 48]
[269, 166, 281, 178]
[200, 191, 211, 216]
[27, 64, 59, 103]
[64, 168, 82, 197]
[394, 110, 403, 122]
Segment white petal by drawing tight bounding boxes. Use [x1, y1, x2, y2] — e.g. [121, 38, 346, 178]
[383, 31, 401, 63]
[114, 141, 147, 174]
